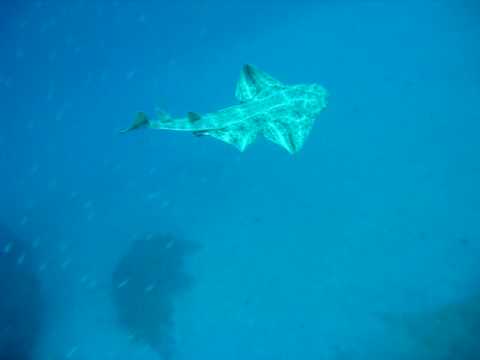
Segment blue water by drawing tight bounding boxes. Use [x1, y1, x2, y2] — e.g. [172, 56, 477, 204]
[1, 1, 480, 359]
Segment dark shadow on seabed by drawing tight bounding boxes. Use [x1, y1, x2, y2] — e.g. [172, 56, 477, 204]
[400, 290, 480, 360]
[380, 278, 480, 359]
[0, 224, 45, 360]
[111, 233, 200, 359]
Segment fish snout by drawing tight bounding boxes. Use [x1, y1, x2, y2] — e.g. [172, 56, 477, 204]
[303, 84, 328, 115]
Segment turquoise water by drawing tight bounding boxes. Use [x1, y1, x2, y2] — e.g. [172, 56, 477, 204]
[1, 1, 479, 359]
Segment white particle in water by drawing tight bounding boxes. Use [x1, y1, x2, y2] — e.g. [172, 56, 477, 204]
[117, 279, 129, 288]
[144, 283, 156, 293]
[66, 346, 78, 358]
[3, 242, 12, 253]
[17, 253, 25, 265]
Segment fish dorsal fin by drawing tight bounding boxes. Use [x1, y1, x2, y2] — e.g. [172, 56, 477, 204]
[187, 112, 201, 122]
[235, 64, 284, 102]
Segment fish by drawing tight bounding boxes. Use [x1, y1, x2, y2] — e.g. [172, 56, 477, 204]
[121, 64, 328, 154]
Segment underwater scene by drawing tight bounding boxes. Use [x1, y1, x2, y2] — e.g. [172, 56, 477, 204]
[1, 0, 479, 359]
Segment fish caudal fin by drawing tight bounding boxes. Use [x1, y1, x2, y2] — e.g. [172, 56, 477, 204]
[120, 112, 150, 133]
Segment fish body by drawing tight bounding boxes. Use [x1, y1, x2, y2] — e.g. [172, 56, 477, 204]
[122, 64, 328, 154]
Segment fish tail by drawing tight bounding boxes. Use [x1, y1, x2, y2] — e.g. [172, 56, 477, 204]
[120, 112, 150, 133]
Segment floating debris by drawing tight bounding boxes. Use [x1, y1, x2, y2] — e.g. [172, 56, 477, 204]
[29, 163, 40, 175]
[137, 14, 146, 23]
[126, 69, 137, 80]
[117, 279, 129, 289]
[66, 345, 78, 358]
[165, 239, 174, 249]
[61, 258, 71, 269]
[87, 279, 97, 289]
[146, 192, 161, 200]
[59, 242, 69, 253]
[144, 283, 156, 293]
[17, 253, 25, 265]
[3, 242, 12, 253]
[32, 237, 40, 249]
[148, 167, 157, 175]
[38, 263, 47, 272]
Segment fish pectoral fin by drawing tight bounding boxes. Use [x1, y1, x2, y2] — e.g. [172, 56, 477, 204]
[235, 64, 284, 102]
[263, 117, 315, 154]
[120, 112, 150, 133]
